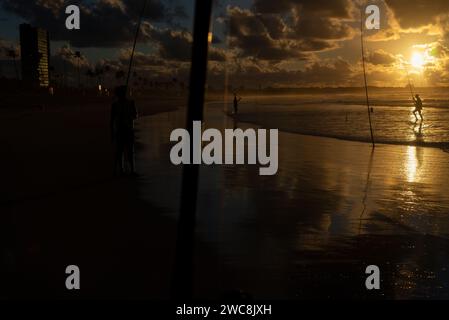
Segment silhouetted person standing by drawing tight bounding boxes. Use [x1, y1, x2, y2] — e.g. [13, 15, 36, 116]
[233, 92, 242, 114]
[413, 94, 424, 121]
[111, 85, 138, 175]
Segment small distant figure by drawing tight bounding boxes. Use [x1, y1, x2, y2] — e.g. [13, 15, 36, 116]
[111, 85, 138, 176]
[413, 94, 424, 121]
[233, 92, 242, 115]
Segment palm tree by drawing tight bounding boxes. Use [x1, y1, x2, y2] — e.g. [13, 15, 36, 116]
[94, 66, 104, 86]
[85, 69, 95, 88]
[103, 65, 111, 87]
[115, 70, 125, 85]
[74, 51, 81, 88]
[7, 48, 19, 80]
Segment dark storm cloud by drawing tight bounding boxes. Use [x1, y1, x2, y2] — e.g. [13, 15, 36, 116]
[253, 0, 352, 18]
[227, 7, 310, 61]
[146, 26, 192, 61]
[0, 37, 19, 59]
[257, 15, 288, 40]
[384, 0, 449, 29]
[208, 47, 227, 61]
[366, 49, 397, 66]
[118, 49, 167, 67]
[209, 57, 357, 87]
[0, 0, 187, 47]
[289, 15, 353, 41]
[51, 45, 90, 69]
[226, 0, 354, 61]
[253, 0, 355, 41]
[144, 25, 227, 62]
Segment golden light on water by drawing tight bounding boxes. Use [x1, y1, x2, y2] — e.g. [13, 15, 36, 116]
[406, 146, 418, 183]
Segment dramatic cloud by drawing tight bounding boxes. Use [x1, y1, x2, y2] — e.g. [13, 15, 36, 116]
[0, 0, 186, 47]
[142, 24, 226, 62]
[384, 0, 449, 30]
[0, 38, 19, 59]
[3, 0, 449, 87]
[227, 7, 313, 61]
[253, 0, 352, 18]
[54, 45, 90, 67]
[366, 49, 398, 66]
[118, 49, 167, 67]
[226, 0, 355, 62]
[253, 0, 355, 41]
[145, 26, 192, 61]
[208, 56, 359, 88]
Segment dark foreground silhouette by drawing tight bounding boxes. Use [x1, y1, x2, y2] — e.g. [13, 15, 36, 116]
[111, 86, 138, 175]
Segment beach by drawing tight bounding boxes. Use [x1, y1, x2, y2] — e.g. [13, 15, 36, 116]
[2, 94, 449, 299]
[0, 94, 183, 299]
[138, 101, 449, 299]
[223, 91, 449, 149]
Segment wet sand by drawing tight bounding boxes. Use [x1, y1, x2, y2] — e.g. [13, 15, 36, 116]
[2, 97, 449, 299]
[137, 102, 449, 299]
[0, 96, 183, 299]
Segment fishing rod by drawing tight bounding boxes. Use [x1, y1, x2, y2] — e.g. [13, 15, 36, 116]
[360, 8, 375, 148]
[405, 66, 416, 101]
[125, 0, 148, 89]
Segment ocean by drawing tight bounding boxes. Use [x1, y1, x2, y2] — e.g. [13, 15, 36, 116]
[219, 88, 449, 149]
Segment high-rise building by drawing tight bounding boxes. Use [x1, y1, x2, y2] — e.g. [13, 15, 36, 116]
[20, 24, 50, 87]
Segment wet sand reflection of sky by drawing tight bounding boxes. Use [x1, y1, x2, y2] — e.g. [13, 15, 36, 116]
[135, 103, 449, 298]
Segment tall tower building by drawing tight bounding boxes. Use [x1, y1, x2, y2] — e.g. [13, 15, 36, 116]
[20, 24, 50, 87]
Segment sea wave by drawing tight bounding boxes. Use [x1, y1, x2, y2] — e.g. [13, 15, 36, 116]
[222, 101, 449, 151]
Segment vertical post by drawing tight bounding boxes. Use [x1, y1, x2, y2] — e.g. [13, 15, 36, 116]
[171, 0, 213, 300]
[360, 9, 375, 148]
[126, 0, 147, 89]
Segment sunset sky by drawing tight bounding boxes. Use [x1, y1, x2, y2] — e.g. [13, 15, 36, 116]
[1, 0, 449, 88]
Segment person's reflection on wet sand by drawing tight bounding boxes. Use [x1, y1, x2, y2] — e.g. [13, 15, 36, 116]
[414, 121, 423, 142]
[111, 85, 138, 176]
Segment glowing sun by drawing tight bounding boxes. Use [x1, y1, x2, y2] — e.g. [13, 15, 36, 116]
[411, 52, 425, 68]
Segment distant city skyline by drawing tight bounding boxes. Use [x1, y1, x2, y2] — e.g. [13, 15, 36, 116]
[20, 23, 50, 87]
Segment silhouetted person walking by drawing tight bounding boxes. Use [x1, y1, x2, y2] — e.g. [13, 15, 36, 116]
[233, 92, 242, 115]
[111, 85, 138, 175]
[413, 94, 424, 121]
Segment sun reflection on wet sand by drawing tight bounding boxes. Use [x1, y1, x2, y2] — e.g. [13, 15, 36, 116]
[136, 103, 449, 298]
[406, 146, 418, 183]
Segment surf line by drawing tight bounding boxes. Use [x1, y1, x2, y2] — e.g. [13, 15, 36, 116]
[169, 121, 278, 176]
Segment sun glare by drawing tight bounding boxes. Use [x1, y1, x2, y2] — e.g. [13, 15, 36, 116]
[411, 52, 425, 68]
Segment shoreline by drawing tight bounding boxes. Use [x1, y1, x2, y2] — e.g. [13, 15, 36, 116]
[135, 106, 449, 299]
[241, 117, 449, 150]
[228, 113, 449, 151]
